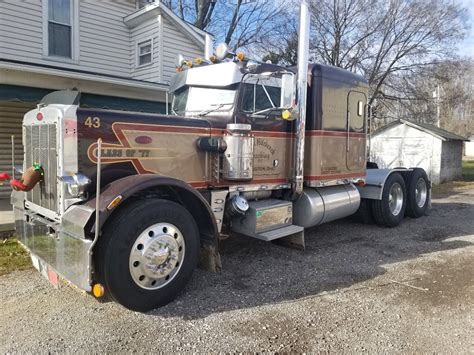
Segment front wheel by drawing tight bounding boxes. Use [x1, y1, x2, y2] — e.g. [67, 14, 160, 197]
[372, 172, 406, 227]
[96, 198, 200, 312]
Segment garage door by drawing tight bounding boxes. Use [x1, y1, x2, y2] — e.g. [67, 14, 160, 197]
[0, 101, 35, 199]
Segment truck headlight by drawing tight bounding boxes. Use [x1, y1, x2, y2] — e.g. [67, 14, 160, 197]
[60, 174, 91, 198]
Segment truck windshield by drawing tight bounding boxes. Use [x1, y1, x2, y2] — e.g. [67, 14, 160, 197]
[172, 86, 236, 115]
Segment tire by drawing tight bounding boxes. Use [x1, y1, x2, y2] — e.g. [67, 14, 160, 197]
[95, 198, 200, 312]
[372, 172, 406, 227]
[354, 198, 374, 224]
[405, 168, 430, 218]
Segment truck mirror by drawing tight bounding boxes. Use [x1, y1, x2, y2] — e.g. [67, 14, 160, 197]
[280, 73, 296, 109]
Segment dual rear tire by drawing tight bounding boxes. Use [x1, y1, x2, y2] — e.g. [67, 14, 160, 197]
[359, 169, 430, 227]
[372, 172, 407, 227]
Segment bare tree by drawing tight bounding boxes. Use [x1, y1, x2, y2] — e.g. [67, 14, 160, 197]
[161, 0, 217, 29]
[164, 0, 287, 51]
[381, 59, 474, 136]
[308, 0, 468, 108]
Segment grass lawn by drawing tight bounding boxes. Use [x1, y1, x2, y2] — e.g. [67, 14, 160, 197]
[432, 158, 474, 194]
[462, 158, 474, 182]
[0, 237, 32, 276]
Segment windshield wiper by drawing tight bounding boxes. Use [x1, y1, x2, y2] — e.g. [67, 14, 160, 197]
[198, 103, 233, 116]
[251, 107, 284, 120]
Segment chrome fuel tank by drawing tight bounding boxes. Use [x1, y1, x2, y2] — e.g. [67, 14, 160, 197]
[293, 184, 360, 228]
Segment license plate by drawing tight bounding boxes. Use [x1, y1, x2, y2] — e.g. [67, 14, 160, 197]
[30, 254, 59, 289]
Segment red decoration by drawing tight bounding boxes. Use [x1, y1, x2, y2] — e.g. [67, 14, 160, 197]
[10, 179, 28, 191]
[0, 172, 11, 181]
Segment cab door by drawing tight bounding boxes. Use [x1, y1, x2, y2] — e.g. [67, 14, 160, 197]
[346, 91, 367, 171]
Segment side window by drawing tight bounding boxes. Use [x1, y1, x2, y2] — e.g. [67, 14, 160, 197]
[348, 92, 366, 132]
[240, 82, 281, 114]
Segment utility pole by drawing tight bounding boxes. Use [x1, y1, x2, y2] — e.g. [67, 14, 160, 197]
[433, 84, 440, 127]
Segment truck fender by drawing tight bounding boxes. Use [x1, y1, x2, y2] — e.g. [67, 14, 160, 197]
[85, 174, 221, 272]
[357, 168, 413, 200]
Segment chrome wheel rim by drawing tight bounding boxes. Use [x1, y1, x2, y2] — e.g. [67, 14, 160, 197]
[415, 178, 427, 208]
[388, 182, 403, 216]
[129, 223, 185, 290]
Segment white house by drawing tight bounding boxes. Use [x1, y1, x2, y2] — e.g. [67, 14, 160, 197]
[0, 0, 209, 199]
[370, 119, 467, 184]
[465, 135, 474, 157]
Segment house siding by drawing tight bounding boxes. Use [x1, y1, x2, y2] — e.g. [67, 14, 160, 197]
[0, 101, 36, 199]
[130, 18, 161, 82]
[79, 0, 134, 76]
[0, 1, 44, 60]
[1, 0, 204, 84]
[161, 17, 203, 84]
[0, 0, 135, 77]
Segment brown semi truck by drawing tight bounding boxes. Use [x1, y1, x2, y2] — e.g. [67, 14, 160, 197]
[4, 2, 430, 311]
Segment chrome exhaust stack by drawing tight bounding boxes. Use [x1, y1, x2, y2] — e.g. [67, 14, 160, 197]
[293, 0, 310, 198]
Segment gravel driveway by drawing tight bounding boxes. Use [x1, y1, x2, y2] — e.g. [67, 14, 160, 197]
[1, 187, 473, 353]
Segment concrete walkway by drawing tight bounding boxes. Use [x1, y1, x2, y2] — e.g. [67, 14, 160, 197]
[0, 198, 14, 233]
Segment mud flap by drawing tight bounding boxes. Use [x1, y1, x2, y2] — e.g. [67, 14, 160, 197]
[272, 230, 305, 251]
[198, 242, 222, 273]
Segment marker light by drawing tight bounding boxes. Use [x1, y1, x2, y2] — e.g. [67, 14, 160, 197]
[282, 110, 292, 120]
[209, 55, 217, 63]
[195, 57, 203, 65]
[215, 42, 229, 60]
[92, 283, 105, 298]
[236, 52, 245, 61]
[184, 60, 193, 68]
[107, 195, 123, 211]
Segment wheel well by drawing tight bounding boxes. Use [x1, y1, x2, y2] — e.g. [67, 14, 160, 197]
[103, 185, 217, 248]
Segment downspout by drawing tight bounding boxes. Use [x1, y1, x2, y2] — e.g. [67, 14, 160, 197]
[293, 0, 310, 198]
[204, 34, 213, 61]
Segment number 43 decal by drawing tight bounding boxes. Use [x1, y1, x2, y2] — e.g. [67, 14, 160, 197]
[84, 116, 101, 128]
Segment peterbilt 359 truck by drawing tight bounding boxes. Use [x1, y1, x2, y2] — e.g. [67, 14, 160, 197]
[4, 2, 430, 312]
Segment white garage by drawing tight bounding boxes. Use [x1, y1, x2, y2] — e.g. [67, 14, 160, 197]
[370, 119, 467, 184]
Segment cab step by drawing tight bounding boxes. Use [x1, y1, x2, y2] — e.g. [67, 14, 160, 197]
[255, 224, 304, 242]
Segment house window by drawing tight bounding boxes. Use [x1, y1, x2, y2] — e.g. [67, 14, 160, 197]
[137, 39, 153, 66]
[48, 0, 72, 58]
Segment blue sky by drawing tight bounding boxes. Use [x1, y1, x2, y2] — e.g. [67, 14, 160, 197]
[459, 0, 474, 57]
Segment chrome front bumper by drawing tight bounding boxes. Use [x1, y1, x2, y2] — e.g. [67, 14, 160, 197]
[12, 190, 95, 291]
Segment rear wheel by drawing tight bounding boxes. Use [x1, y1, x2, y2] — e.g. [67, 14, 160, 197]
[96, 198, 199, 312]
[372, 172, 406, 227]
[405, 168, 430, 218]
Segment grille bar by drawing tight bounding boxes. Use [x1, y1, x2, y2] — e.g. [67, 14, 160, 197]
[24, 124, 58, 214]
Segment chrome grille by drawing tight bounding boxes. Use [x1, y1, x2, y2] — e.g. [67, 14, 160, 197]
[24, 124, 58, 213]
